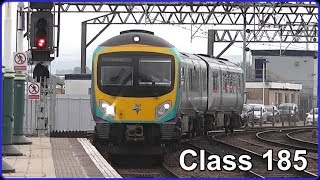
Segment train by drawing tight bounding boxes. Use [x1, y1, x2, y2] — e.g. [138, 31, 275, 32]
[90, 30, 244, 154]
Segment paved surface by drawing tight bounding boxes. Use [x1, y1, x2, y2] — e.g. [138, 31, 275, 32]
[3, 137, 56, 177]
[3, 137, 121, 178]
[51, 138, 88, 177]
[78, 138, 121, 178]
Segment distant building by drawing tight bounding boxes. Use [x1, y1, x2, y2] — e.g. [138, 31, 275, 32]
[250, 49, 317, 111]
[64, 74, 91, 95]
[246, 82, 302, 106]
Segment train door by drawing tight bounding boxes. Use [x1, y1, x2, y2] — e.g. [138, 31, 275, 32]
[220, 66, 234, 112]
[189, 58, 201, 110]
[237, 72, 245, 112]
[233, 71, 239, 111]
[199, 60, 207, 111]
[208, 63, 221, 111]
[180, 60, 188, 110]
[181, 55, 194, 111]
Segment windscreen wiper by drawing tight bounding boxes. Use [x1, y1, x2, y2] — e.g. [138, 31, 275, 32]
[138, 72, 155, 86]
[111, 68, 125, 82]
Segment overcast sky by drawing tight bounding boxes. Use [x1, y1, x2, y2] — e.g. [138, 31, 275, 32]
[2, 2, 317, 74]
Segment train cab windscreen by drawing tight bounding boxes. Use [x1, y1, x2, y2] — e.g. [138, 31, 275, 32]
[97, 52, 175, 97]
[138, 59, 171, 87]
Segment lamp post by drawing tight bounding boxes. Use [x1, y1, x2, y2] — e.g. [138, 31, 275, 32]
[262, 60, 269, 105]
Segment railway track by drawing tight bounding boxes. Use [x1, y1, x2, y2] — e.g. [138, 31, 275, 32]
[186, 138, 263, 178]
[256, 127, 318, 152]
[212, 127, 318, 177]
[88, 127, 317, 178]
[286, 129, 318, 149]
[93, 141, 179, 178]
[114, 163, 179, 178]
[211, 135, 317, 178]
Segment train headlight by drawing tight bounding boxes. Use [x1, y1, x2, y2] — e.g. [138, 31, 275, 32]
[100, 100, 115, 117]
[156, 101, 171, 119]
[133, 36, 140, 42]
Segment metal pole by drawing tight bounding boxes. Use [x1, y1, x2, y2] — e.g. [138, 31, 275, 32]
[16, 2, 24, 52]
[2, 68, 23, 156]
[312, 107, 315, 126]
[81, 22, 87, 74]
[12, 2, 32, 145]
[303, 109, 306, 126]
[288, 106, 291, 126]
[281, 107, 284, 127]
[260, 107, 262, 127]
[12, 74, 32, 144]
[293, 107, 297, 126]
[262, 63, 265, 105]
[272, 106, 275, 127]
[3, 2, 13, 68]
[243, 13, 247, 88]
[2, 66, 15, 173]
[207, 29, 214, 56]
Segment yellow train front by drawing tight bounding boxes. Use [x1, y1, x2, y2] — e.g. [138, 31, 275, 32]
[91, 30, 181, 155]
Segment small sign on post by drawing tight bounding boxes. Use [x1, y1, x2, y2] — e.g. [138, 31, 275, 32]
[27, 82, 40, 100]
[13, 52, 28, 72]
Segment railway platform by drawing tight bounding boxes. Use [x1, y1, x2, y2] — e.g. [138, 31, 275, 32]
[2, 137, 121, 178]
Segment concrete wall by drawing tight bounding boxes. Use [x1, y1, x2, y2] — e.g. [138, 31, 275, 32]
[252, 55, 317, 95]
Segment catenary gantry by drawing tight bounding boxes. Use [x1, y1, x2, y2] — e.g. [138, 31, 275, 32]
[23, 2, 318, 73]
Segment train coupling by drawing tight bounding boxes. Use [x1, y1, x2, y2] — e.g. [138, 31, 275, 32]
[125, 124, 145, 142]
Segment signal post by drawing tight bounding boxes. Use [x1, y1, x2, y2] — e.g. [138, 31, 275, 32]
[29, 2, 55, 137]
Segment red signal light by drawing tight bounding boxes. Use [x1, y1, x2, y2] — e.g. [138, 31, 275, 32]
[36, 38, 46, 48]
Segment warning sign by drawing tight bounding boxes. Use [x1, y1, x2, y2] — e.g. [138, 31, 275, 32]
[13, 52, 27, 72]
[28, 82, 40, 100]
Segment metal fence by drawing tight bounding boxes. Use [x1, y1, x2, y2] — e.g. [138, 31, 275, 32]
[54, 94, 95, 132]
[242, 105, 317, 128]
[23, 94, 95, 136]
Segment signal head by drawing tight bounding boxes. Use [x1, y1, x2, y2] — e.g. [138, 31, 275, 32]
[36, 38, 47, 48]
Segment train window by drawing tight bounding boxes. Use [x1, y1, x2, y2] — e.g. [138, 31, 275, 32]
[202, 69, 207, 91]
[101, 66, 133, 86]
[193, 69, 199, 91]
[181, 67, 185, 87]
[189, 69, 193, 91]
[229, 73, 235, 93]
[139, 59, 171, 86]
[212, 71, 219, 93]
[223, 72, 229, 93]
[189, 69, 197, 91]
[237, 73, 243, 93]
[231, 73, 238, 94]
[223, 72, 239, 94]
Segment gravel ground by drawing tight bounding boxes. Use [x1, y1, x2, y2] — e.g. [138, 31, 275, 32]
[258, 129, 317, 150]
[289, 130, 318, 144]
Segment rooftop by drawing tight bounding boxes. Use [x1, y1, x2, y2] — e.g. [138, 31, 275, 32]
[251, 50, 317, 57]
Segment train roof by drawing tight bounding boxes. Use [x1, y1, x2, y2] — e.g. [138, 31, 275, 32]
[180, 52, 241, 68]
[99, 30, 175, 48]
